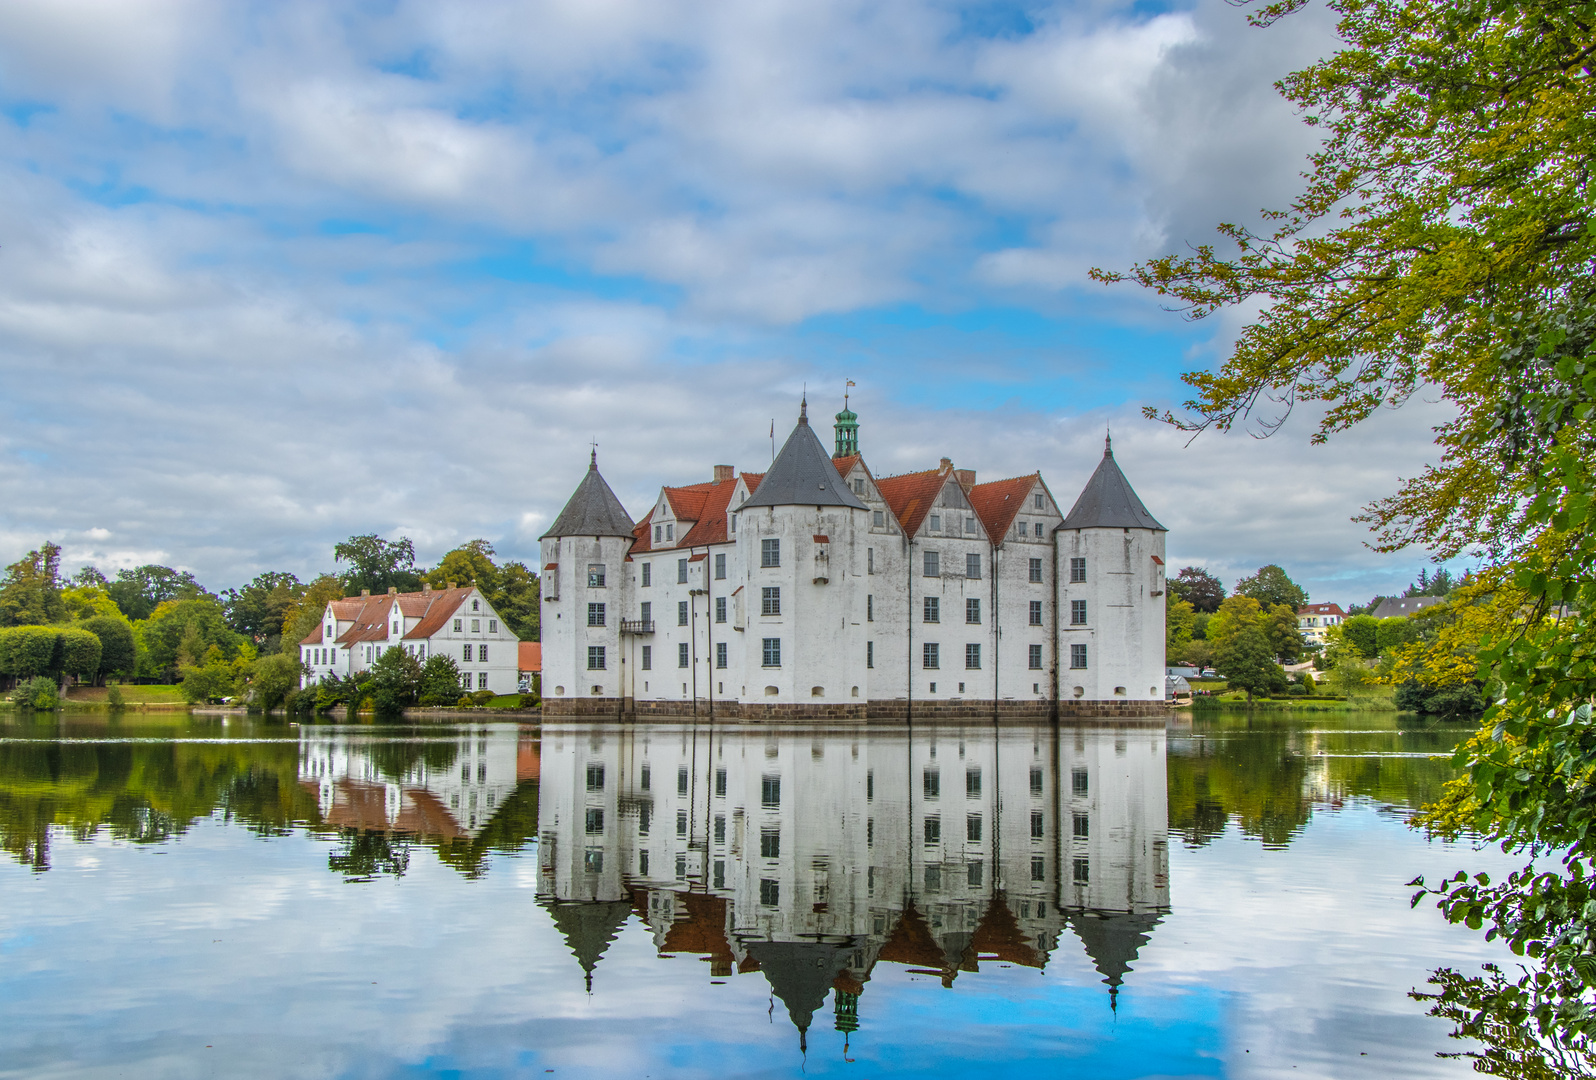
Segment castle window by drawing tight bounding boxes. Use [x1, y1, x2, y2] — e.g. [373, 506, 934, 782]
[965, 643, 981, 670]
[929, 513, 941, 532]
[1073, 858, 1090, 885]
[715, 769, 726, 797]
[1031, 856, 1045, 882]
[641, 563, 651, 587]
[677, 559, 688, 584]
[716, 642, 727, 669]
[966, 598, 980, 624]
[714, 553, 726, 580]
[760, 829, 780, 858]
[585, 808, 604, 835]
[924, 768, 940, 798]
[1031, 767, 1044, 796]
[714, 596, 726, 623]
[967, 861, 983, 887]
[761, 538, 780, 567]
[641, 645, 652, 670]
[762, 638, 781, 668]
[587, 646, 606, 670]
[1035, 522, 1043, 537]
[654, 524, 662, 543]
[678, 643, 689, 668]
[867, 641, 874, 668]
[471, 618, 480, 633]
[587, 564, 605, 588]
[1073, 767, 1089, 796]
[666, 523, 674, 541]
[1071, 600, 1087, 625]
[762, 775, 780, 807]
[924, 816, 941, 844]
[923, 550, 939, 576]
[488, 619, 497, 634]
[678, 767, 689, 796]
[923, 642, 940, 669]
[1029, 600, 1043, 626]
[967, 814, 982, 842]
[1029, 644, 1043, 670]
[1070, 557, 1086, 583]
[641, 601, 652, 624]
[1074, 813, 1090, 839]
[760, 879, 779, 906]
[867, 594, 873, 621]
[965, 517, 976, 534]
[463, 644, 474, 661]
[586, 764, 605, 791]
[587, 603, 606, 627]
[1034, 493, 1044, 510]
[479, 645, 488, 663]
[678, 601, 688, 626]
[1027, 557, 1042, 583]
[1070, 643, 1087, 669]
[1017, 520, 1026, 537]
[761, 587, 781, 617]
[966, 553, 981, 579]
[867, 547, 874, 574]
[923, 596, 939, 623]
[472, 600, 480, 612]
[677, 809, 688, 837]
[873, 510, 885, 527]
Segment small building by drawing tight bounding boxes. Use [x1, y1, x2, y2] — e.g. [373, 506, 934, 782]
[1164, 673, 1191, 702]
[1296, 602, 1347, 645]
[298, 584, 520, 695]
[518, 641, 542, 695]
[1371, 596, 1443, 619]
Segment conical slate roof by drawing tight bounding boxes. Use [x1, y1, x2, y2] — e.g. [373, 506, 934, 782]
[744, 939, 862, 1045]
[1058, 436, 1165, 532]
[739, 402, 868, 512]
[1070, 910, 1163, 1009]
[541, 451, 637, 539]
[544, 899, 634, 991]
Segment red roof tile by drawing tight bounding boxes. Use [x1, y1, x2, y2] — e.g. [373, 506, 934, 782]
[403, 587, 475, 640]
[1298, 603, 1346, 617]
[831, 454, 861, 477]
[968, 474, 1042, 543]
[875, 465, 952, 537]
[518, 641, 542, 673]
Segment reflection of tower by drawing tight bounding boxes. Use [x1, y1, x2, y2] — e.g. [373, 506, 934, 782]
[535, 719, 1172, 1036]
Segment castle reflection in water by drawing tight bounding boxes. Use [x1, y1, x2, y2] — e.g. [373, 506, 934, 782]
[538, 721, 1169, 1046]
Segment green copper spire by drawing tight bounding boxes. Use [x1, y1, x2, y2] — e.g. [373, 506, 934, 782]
[834, 383, 859, 458]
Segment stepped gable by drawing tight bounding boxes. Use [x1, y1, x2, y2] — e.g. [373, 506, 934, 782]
[542, 450, 637, 539]
[1069, 910, 1163, 1010]
[738, 402, 867, 512]
[1059, 436, 1165, 532]
[968, 473, 1043, 542]
[544, 899, 634, 991]
[875, 463, 952, 537]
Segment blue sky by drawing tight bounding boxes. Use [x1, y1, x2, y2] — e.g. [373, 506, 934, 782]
[0, 0, 1451, 604]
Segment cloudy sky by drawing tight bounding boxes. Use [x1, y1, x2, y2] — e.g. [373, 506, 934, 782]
[0, 0, 1450, 604]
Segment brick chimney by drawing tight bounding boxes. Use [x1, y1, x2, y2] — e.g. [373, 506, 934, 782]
[423, 583, 432, 593]
[713, 464, 735, 484]
[388, 586, 398, 595]
[361, 589, 370, 597]
[953, 469, 976, 491]
[940, 457, 952, 471]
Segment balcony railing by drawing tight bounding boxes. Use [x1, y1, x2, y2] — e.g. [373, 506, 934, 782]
[619, 619, 655, 635]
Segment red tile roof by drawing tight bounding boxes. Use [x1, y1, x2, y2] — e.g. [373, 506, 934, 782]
[1298, 603, 1346, 617]
[518, 641, 542, 673]
[301, 587, 477, 647]
[633, 473, 755, 554]
[876, 465, 953, 538]
[831, 454, 861, 477]
[969, 474, 1042, 543]
[403, 587, 475, 640]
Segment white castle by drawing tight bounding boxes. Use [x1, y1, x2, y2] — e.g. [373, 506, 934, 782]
[540, 400, 1167, 719]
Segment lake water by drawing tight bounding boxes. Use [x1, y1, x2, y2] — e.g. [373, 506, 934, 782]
[0, 708, 1516, 1079]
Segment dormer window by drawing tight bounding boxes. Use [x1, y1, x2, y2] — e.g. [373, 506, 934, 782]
[666, 523, 674, 542]
[654, 524, 662, 543]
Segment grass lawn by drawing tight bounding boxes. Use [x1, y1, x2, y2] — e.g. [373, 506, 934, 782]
[66, 685, 187, 704]
[486, 694, 538, 710]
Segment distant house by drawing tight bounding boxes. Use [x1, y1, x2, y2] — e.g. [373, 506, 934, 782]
[1371, 596, 1444, 619]
[518, 641, 542, 695]
[298, 584, 520, 695]
[1296, 602, 1347, 645]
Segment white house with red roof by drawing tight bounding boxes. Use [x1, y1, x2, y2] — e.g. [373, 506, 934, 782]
[1295, 602, 1347, 646]
[297, 583, 519, 694]
[539, 399, 1166, 719]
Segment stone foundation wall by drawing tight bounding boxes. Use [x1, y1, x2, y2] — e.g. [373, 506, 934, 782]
[544, 696, 1163, 722]
[541, 697, 627, 718]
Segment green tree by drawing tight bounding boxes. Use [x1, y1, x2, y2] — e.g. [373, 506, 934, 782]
[107, 565, 213, 622]
[368, 645, 422, 715]
[424, 540, 540, 641]
[0, 626, 62, 680]
[245, 653, 303, 712]
[0, 543, 66, 626]
[1095, 0, 1596, 1064]
[61, 585, 121, 621]
[1233, 565, 1309, 612]
[1169, 567, 1226, 613]
[141, 599, 245, 682]
[335, 535, 421, 596]
[1375, 616, 1421, 656]
[279, 574, 346, 658]
[80, 615, 136, 681]
[68, 566, 107, 588]
[1166, 596, 1196, 659]
[1208, 596, 1291, 700]
[57, 627, 102, 684]
[1181, 638, 1215, 671]
[1340, 614, 1380, 659]
[492, 560, 541, 641]
[223, 572, 305, 653]
[418, 653, 466, 706]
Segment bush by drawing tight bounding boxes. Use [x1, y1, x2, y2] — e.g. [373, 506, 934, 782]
[456, 694, 475, 707]
[418, 654, 465, 706]
[58, 626, 102, 683]
[11, 675, 58, 709]
[106, 683, 125, 708]
[247, 653, 302, 712]
[519, 693, 540, 709]
[471, 690, 495, 706]
[0, 625, 61, 679]
[1394, 678, 1486, 719]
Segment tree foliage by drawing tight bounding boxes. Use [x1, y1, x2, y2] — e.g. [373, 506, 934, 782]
[1169, 566, 1226, 613]
[223, 571, 304, 653]
[1233, 564, 1309, 612]
[0, 543, 66, 627]
[81, 615, 137, 680]
[106, 565, 213, 622]
[335, 534, 422, 596]
[1208, 597, 1291, 700]
[142, 599, 245, 682]
[1166, 596, 1196, 658]
[424, 539, 540, 641]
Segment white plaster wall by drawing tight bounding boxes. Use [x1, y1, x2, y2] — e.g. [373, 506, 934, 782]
[541, 535, 632, 701]
[1056, 527, 1167, 702]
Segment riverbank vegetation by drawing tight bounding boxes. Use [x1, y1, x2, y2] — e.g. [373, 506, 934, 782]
[0, 534, 540, 713]
[1099, 0, 1596, 1069]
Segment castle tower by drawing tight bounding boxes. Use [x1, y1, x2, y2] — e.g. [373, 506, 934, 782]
[1055, 435, 1167, 705]
[539, 450, 636, 709]
[736, 398, 870, 712]
[833, 397, 859, 458]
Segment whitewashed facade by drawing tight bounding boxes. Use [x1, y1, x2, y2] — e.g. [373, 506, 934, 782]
[297, 585, 520, 695]
[541, 404, 1166, 718]
[536, 720, 1170, 1031]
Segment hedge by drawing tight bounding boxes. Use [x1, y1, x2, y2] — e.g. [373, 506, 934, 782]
[0, 625, 105, 681]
